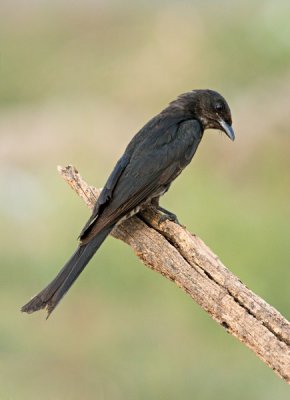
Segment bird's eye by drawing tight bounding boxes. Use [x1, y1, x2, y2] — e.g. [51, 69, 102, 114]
[215, 102, 224, 112]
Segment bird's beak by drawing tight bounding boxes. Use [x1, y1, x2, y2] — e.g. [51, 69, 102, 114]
[219, 119, 235, 141]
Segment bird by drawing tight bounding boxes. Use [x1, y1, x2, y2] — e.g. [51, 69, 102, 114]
[21, 89, 235, 317]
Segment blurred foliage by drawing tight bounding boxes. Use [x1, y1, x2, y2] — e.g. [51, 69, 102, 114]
[0, 0, 289, 399]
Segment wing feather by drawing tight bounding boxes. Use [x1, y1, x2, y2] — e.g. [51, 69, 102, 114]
[81, 119, 202, 243]
[79, 153, 130, 239]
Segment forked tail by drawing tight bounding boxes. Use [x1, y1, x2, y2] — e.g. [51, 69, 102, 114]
[21, 226, 113, 317]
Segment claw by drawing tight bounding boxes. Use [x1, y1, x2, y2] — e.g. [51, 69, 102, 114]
[157, 207, 180, 225]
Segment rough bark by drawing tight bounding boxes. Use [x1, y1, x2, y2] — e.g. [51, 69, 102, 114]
[57, 164, 290, 384]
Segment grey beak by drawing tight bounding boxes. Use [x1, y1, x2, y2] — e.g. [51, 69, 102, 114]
[219, 119, 235, 141]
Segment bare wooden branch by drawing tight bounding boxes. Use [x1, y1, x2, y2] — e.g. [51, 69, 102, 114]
[57, 165, 290, 384]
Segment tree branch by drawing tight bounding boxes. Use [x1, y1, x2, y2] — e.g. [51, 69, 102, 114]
[57, 165, 290, 384]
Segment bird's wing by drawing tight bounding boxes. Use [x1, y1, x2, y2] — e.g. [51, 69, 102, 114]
[79, 153, 131, 238]
[80, 119, 202, 243]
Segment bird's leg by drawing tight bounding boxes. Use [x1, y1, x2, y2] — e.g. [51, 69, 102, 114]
[157, 206, 180, 224]
[150, 198, 180, 225]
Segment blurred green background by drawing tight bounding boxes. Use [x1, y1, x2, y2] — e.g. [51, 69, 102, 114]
[1, 0, 290, 399]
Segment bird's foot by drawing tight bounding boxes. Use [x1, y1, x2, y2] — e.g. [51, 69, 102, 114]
[156, 206, 180, 225]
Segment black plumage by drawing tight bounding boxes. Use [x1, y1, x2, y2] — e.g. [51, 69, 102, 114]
[22, 89, 235, 317]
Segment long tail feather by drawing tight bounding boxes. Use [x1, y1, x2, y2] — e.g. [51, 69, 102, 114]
[21, 226, 113, 317]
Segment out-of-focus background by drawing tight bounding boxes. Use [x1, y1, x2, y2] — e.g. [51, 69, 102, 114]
[1, 0, 289, 399]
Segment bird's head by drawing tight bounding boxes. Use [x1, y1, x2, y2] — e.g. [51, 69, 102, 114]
[173, 89, 235, 141]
